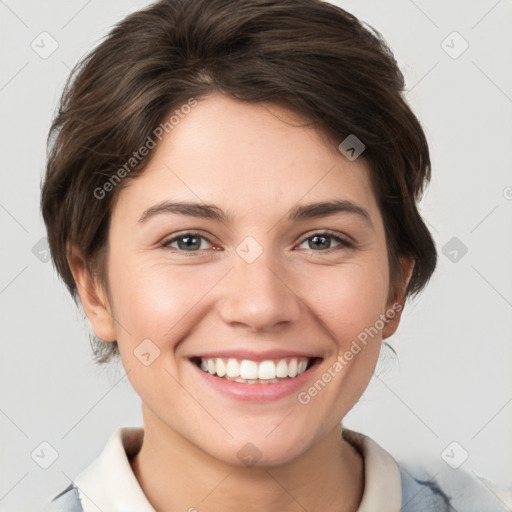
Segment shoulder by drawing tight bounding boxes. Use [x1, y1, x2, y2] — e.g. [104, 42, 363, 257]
[42, 427, 147, 512]
[398, 463, 454, 511]
[342, 427, 511, 512]
[42, 483, 83, 512]
[397, 459, 511, 512]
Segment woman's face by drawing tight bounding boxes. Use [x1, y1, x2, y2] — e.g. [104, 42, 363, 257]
[83, 93, 408, 466]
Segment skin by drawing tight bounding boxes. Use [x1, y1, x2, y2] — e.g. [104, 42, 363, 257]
[69, 93, 413, 512]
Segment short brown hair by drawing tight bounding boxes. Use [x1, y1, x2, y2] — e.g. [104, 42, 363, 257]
[41, 0, 437, 364]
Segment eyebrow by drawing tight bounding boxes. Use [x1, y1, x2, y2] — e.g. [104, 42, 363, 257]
[138, 199, 373, 227]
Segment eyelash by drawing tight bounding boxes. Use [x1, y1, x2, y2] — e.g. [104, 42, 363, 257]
[159, 230, 354, 255]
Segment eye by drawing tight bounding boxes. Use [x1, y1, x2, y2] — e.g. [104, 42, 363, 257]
[160, 230, 354, 254]
[297, 231, 354, 252]
[160, 232, 214, 252]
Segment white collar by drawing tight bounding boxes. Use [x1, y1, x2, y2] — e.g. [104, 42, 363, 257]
[342, 428, 402, 511]
[73, 427, 402, 512]
[74, 427, 154, 511]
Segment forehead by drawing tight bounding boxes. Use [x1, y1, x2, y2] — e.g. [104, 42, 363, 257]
[112, 93, 380, 225]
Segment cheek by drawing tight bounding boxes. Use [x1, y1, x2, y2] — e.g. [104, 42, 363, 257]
[302, 257, 390, 348]
[107, 256, 218, 346]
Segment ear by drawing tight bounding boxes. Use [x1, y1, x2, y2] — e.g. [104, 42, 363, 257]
[382, 257, 415, 340]
[67, 244, 117, 342]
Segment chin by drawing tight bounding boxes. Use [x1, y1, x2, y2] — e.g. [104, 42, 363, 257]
[200, 429, 314, 468]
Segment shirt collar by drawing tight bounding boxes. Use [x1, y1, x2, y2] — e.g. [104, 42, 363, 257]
[73, 426, 402, 512]
[74, 427, 155, 512]
[342, 428, 402, 511]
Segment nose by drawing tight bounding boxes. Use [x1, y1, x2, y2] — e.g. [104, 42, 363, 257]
[216, 246, 302, 333]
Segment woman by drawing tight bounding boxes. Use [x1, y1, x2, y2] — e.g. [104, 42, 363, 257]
[41, 0, 508, 510]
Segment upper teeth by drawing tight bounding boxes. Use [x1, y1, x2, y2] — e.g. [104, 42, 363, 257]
[199, 357, 310, 380]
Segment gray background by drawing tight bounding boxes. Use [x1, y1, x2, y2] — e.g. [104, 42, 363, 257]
[1, 0, 511, 510]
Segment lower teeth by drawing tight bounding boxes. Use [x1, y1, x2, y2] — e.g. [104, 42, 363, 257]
[222, 375, 288, 384]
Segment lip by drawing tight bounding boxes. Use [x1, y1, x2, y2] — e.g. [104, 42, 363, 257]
[189, 356, 323, 402]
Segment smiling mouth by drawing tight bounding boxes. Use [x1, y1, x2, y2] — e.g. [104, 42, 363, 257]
[191, 356, 321, 384]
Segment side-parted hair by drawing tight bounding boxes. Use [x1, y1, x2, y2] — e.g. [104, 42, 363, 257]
[41, 0, 437, 363]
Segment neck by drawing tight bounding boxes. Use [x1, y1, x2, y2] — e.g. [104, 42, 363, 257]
[131, 408, 364, 512]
